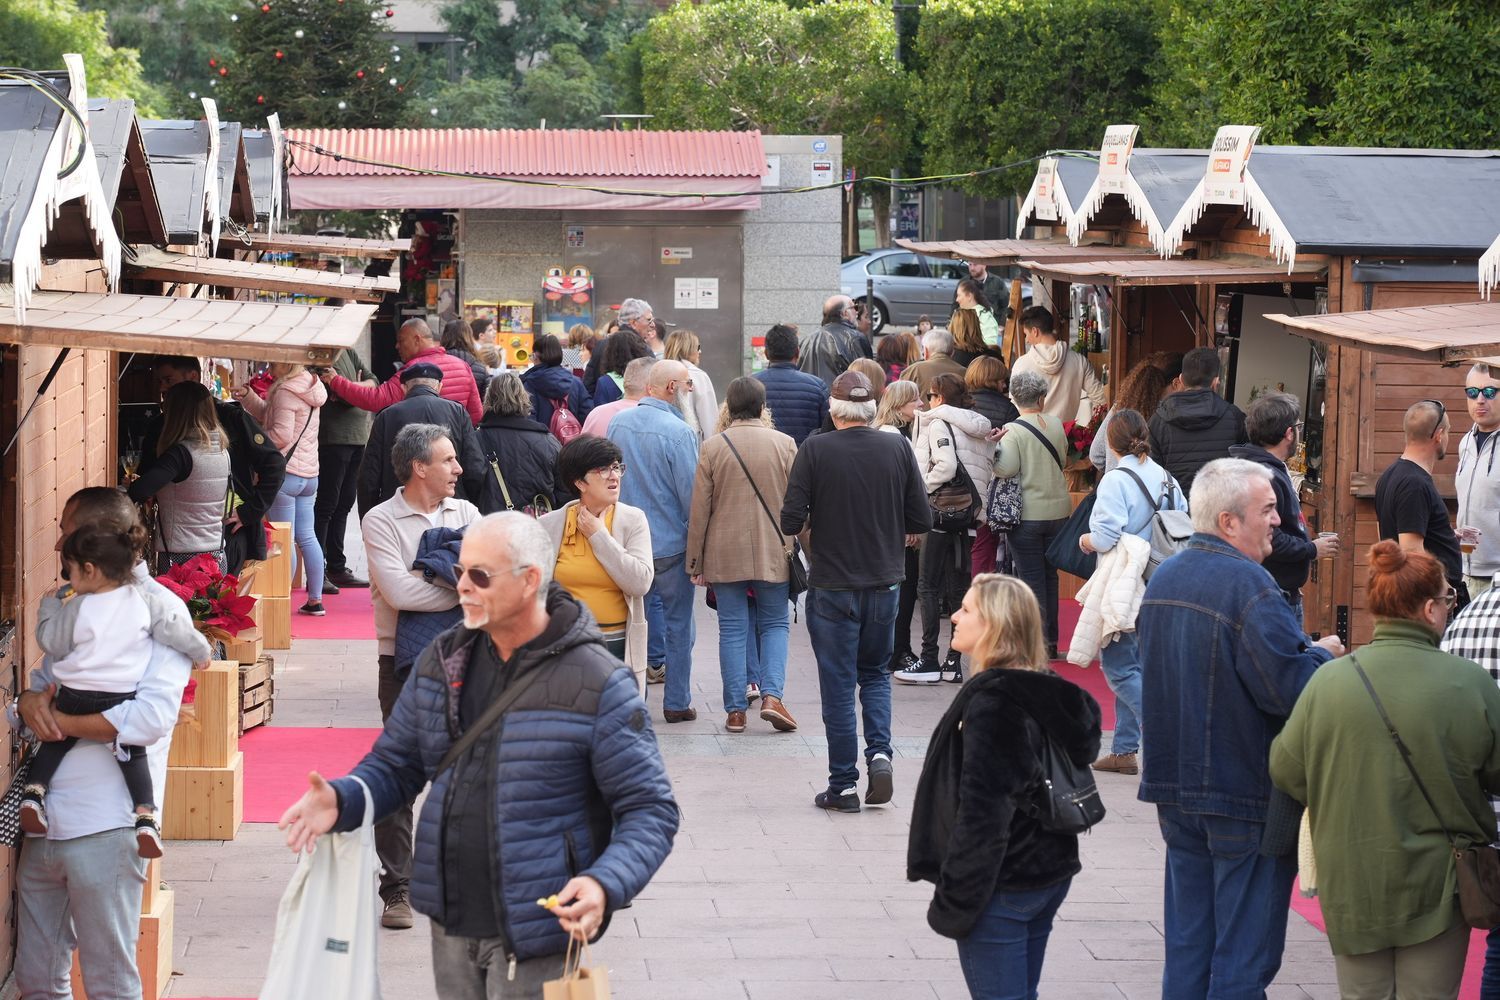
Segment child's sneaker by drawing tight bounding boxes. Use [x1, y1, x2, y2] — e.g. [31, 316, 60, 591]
[135, 814, 163, 859]
[18, 786, 47, 834]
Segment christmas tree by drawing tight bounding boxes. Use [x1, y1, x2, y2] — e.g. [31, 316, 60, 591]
[215, 0, 413, 127]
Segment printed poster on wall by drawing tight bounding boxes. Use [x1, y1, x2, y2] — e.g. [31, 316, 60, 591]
[1202, 125, 1262, 205]
[1096, 124, 1139, 195]
[674, 277, 696, 311]
[695, 278, 719, 310]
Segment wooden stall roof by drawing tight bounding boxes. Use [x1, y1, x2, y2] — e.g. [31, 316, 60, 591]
[1020, 255, 1327, 288]
[125, 246, 398, 302]
[1265, 301, 1500, 366]
[0, 291, 373, 364]
[893, 238, 1152, 265]
[243, 232, 410, 258]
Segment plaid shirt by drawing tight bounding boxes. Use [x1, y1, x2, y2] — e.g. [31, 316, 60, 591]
[1441, 577, 1500, 682]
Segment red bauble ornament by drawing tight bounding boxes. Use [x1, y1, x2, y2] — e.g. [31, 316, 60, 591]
[261, 3, 270, 10]
[209, 58, 217, 67]
[355, 70, 364, 79]
[256, 95, 265, 104]
[219, 67, 229, 76]
[385, 9, 394, 16]
[275, 51, 284, 59]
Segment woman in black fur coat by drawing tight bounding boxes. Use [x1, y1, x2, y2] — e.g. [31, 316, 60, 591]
[907, 573, 1102, 999]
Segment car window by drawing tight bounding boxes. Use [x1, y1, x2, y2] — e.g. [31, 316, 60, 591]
[868, 252, 924, 278]
[926, 257, 968, 280]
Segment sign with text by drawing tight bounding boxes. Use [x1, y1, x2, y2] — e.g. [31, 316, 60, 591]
[1202, 125, 1262, 205]
[1033, 157, 1058, 221]
[661, 246, 693, 261]
[1096, 124, 1139, 195]
[811, 159, 834, 185]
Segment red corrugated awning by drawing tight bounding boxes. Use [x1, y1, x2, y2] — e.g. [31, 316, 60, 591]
[284, 128, 767, 211]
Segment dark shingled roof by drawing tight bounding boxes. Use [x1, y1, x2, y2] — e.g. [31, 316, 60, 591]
[139, 118, 213, 245]
[0, 73, 69, 281]
[1128, 150, 1206, 227]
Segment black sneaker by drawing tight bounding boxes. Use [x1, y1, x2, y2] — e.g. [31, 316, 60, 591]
[893, 660, 943, 684]
[942, 651, 965, 683]
[299, 601, 327, 617]
[889, 651, 919, 673]
[814, 787, 861, 813]
[865, 753, 894, 805]
[135, 815, 163, 858]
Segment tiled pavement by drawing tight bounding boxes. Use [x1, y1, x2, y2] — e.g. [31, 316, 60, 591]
[160, 597, 1339, 999]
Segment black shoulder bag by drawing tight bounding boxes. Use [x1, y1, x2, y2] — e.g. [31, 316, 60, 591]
[926, 419, 983, 532]
[721, 433, 808, 599]
[1018, 706, 1106, 835]
[1350, 652, 1500, 928]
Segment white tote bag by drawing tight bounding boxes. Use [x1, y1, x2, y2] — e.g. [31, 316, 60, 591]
[259, 776, 382, 1000]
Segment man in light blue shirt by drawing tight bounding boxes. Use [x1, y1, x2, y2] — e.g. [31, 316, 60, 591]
[608, 360, 700, 721]
[14, 488, 190, 1000]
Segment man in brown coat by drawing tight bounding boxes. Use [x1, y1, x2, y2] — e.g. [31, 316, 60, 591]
[901, 328, 967, 397]
[686, 377, 801, 733]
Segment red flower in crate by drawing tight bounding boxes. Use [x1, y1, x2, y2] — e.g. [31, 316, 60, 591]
[156, 554, 258, 641]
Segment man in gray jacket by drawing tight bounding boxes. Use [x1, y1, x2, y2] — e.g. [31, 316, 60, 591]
[1458, 362, 1500, 598]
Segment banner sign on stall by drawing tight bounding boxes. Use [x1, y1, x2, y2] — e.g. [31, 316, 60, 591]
[1096, 124, 1139, 195]
[1202, 125, 1262, 205]
[1032, 157, 1059, 222]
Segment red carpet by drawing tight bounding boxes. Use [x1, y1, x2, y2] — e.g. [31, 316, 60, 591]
[1291, 879, 1486, 996]
[290, 586, 375, 640]
[240, 725, 381, 823]
[1051, 601, 1117, 730]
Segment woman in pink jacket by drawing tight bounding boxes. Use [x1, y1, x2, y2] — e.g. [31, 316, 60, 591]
[235, 363, 328, 615]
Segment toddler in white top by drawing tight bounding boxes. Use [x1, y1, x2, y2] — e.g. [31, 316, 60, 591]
[28, 523, 211, 857]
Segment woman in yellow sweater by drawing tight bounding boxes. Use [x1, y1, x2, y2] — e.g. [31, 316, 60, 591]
[539, 436, 654, 691]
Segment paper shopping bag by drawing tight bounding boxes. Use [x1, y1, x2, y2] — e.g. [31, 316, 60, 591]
[543, 938, 611, 1000]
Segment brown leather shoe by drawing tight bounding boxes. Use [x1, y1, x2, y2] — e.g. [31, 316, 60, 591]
[662, 707, 698, 723]
[1092, 752, 1139, 775]
[759, 695, 798, 732]
[725, 710, 747, 733]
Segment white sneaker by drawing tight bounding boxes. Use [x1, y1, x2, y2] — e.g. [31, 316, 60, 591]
[645, 663, 666, 685]
[893, 661, 944, 684]
[746, 683, 761, 704]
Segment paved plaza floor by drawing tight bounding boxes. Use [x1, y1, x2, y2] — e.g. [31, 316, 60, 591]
[160, 598, 1340, 999]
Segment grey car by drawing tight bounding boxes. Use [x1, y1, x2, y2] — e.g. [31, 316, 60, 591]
[840, 248, 968, 334]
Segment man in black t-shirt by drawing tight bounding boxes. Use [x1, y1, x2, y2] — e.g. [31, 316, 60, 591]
[1375, 399, 1464, 602]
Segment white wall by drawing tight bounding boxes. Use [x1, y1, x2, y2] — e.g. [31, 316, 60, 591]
[1234, 293, 1313, 410]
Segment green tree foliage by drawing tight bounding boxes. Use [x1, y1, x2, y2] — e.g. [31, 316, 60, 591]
[79, 0, 238, 117]
[416, 74, 522, 128]
[439, 0, 517, 76]
[218, 0, 412, 127]
[1149, 0, 1500, 148]
[640, 0, 911, 179]
[0, 0, 161, 112]
[517, 43, 602, 127]
[914, 0, 1162, 198]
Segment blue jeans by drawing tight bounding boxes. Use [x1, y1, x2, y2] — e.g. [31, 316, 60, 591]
[714, 581, 789, 712]
[1099, 631, 1143, 755]
[1483, 925, 1500, 1000]
[646, 592, 665, 664]
[268, 472, 324, 600]
[650, 553, 696, 712]
[1157, 804, 1297, 1000]
[744, 590, 764, 690]
[806, 585, 898, 790]
[17, 828, 147, 1000]
[1010, 518, 1065, 649]
[956, 879, 1072, 1000]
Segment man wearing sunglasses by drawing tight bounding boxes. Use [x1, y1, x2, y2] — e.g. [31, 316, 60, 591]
[1457, 364, 1500, 598]
[1376, 398, 1466, 613]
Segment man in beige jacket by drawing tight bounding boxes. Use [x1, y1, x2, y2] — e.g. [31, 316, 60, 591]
[1009, 306, 1107, 423]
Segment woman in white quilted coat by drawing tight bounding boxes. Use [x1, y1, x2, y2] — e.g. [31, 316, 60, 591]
[236, 363, 327, 614]
[897, 372, 996, 684]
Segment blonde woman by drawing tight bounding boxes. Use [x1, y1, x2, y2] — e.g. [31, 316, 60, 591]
[235, 362, 328, 614]
[664, 329, 719, 438]
[128, 381, 232, 571]
[908, 574, 1102, 999]
[875, 379, 924, 673]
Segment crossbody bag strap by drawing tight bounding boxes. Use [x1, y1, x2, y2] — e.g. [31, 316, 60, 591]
[488, 455, 516, 511]
[433, 659, 548, 777]
[1014, 417, 1063, 469]
[1349, 652, 1462, 850]
[721, 433, 791, 555]
[1117, 467, 1163, 511]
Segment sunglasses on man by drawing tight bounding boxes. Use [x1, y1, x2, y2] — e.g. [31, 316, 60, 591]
[1466, 386, 1500, 400]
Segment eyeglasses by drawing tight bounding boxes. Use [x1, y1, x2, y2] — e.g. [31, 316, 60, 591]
[1467, 386, 1500, 400]
[456, 564, 528, 589]
[1443, 587, 1459, 610]
[589, 463, 626, 478]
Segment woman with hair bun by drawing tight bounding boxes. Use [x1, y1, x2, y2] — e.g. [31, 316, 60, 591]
[907, 573, 1101, 998]
[1271, 541, 1500, 999]
[1077, 408, 1186, 776]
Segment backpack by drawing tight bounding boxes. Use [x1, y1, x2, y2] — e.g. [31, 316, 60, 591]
[548, 396, 582, 444]
[926, 420, 982, 532]
[1117, 467, 1193, 579]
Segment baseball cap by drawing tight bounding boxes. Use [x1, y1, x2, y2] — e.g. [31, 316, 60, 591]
[830, 370, 874, 402]
[400, 362, 444, 383]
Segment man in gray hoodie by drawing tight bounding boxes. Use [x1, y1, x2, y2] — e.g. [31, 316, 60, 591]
[1008, 306, 1107, 423]
[1457, 362, 1500, 598]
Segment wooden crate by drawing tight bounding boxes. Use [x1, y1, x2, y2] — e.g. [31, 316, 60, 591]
[222, 625, 263, 665]
[240, 654, 276, 735]
[70, 887, 174, 1000]
[262, 522, 292, 598]
[261, 595, 291, 649]
[168, 660, 239, 768]
[142, 856, 162, 915]
[164, 751, 243, 840]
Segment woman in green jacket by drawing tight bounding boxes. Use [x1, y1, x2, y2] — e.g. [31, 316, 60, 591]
[1271, 540, 1500, 998]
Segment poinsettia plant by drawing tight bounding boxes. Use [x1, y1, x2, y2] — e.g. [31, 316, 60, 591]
[1062, 405, 1110, 462]
[155, 553, 258, 642]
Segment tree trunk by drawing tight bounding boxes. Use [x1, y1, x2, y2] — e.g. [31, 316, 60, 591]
[871, 185, 892, 248]
[843, 187, 860, 256]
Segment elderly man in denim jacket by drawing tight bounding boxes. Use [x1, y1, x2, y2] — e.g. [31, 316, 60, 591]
[1137, 458, 1344, 1000]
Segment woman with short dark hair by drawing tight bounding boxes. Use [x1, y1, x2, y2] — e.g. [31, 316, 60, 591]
[520, 333, 591, 432]
[592, 329, 653, 406]
[539, 436, 654, 686]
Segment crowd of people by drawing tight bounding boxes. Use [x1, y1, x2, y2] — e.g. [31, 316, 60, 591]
[26, 269, 1500, 1000]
